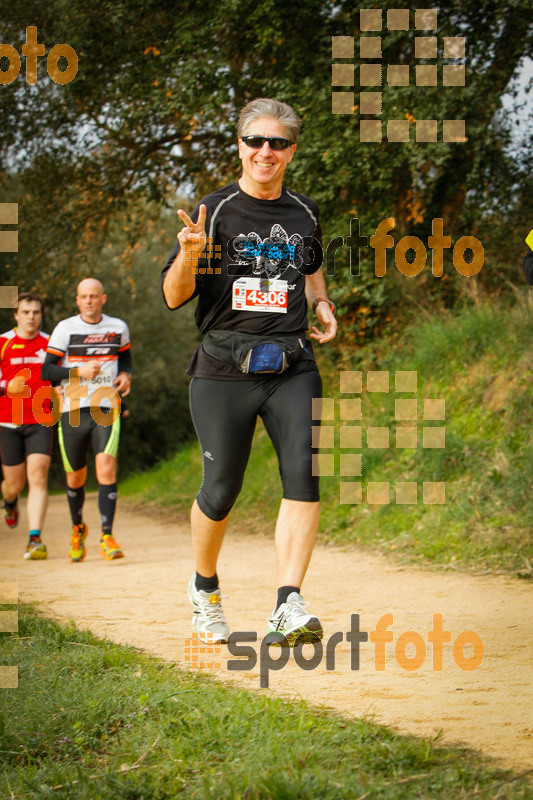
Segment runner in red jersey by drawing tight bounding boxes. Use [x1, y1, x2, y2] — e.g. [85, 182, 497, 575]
[0, 293, 54, 560]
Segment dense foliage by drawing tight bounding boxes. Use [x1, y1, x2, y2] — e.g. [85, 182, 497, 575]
[1, 0, 532, 466]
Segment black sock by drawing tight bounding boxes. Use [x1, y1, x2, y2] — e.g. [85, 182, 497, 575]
[66, 485, 84, 525]
[98, 482, 117, 534]
[195, 572, 219, 592]
[276, 586, 300, 610]
[4, 497, 17, 508]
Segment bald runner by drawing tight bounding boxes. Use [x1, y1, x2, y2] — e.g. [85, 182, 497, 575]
[41, 279, 132, 562]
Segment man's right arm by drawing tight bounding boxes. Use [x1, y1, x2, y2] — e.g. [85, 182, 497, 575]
[162, 203, 207, 309]
[41, 353, 101, 383]
[41, 352, 70, 383]
[162, 246, 199, 309]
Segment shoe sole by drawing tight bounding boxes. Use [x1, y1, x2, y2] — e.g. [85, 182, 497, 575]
[191, 620, 228, 645]
[99, 550, 125, 560]
[267, 618, 323, 647]
[193, 634, 228, 645]
[24, 549, 48, 560]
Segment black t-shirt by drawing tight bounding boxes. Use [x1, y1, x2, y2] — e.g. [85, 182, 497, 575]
[162, 182, 323, 379]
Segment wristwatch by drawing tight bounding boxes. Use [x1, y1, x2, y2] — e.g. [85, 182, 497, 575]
[312, 297, 336, 315]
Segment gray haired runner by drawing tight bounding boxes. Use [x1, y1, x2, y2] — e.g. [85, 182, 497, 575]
[162, 98, 337, 645]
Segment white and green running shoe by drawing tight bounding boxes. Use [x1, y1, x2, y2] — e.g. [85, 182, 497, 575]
[187, 575, 229, 644]
[268, 592, 323, 645]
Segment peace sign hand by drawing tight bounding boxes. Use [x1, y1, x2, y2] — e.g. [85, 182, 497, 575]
[177, 203, 207, 255]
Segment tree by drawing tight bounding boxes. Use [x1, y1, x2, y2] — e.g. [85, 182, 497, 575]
[1, 0, 532, 353]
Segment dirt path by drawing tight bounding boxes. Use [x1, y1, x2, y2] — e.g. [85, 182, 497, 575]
[1, 495, 532, 771]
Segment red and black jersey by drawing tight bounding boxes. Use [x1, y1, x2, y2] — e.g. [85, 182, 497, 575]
[0, 330, 51, 424]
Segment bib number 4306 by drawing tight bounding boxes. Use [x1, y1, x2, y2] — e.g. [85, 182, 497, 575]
[246, 290, 286, 307]
[232, 277, 288, 313]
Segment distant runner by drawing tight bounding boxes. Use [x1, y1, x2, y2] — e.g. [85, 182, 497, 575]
[0, 293, 53, 559]
[41, 278, 131, 562]
[162, 98, 337, 645]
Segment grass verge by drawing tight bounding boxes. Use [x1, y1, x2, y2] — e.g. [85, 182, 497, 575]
[1, 605, 531, 799]
[121, 294, 533, 575]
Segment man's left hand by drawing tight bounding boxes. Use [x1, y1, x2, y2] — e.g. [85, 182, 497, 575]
[113, 372, 131, 397]
[309, 302, 337, 343]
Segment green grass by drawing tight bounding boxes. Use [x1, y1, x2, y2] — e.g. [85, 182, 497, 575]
[121, 293, 533, 575]
[1, 605, 531, 799]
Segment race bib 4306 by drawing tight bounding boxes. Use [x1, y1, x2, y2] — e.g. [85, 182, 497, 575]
[232, 277, 287, 314]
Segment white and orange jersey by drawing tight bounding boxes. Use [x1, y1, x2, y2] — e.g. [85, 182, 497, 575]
[46, 313, 130, 412]
[0, 329, 51, 424]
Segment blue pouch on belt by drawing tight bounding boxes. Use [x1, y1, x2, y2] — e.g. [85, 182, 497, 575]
[244, 343, 285, 374]
[201, 330, 306, 374]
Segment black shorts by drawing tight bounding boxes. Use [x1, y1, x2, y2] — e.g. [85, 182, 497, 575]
[0, 424, 54, 467]
[189, 369, 322, 521]
[58, 409, 121, 473]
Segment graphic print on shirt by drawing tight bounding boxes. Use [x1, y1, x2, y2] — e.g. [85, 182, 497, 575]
[67, 333, 122, 361]
[4, 347, 48, 366]
[232, 224, 304, 279]
[0, 330, 51, 424]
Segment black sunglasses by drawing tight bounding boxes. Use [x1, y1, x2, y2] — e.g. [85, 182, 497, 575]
[241, 135, 293, 151]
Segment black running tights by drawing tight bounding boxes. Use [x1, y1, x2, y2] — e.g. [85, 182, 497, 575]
[189, 369, 322, 521]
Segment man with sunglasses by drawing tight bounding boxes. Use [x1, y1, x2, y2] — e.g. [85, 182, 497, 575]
[162, 98, 337, 647]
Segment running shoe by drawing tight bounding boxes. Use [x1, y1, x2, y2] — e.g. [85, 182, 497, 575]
[69, 522, 88, 562]
[23, 538, 48, 560]
[268, 592, 323, 645]
[3, 498, 19, 529]
[99, 534, 125, 560]
[187, 574, 229, 644]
